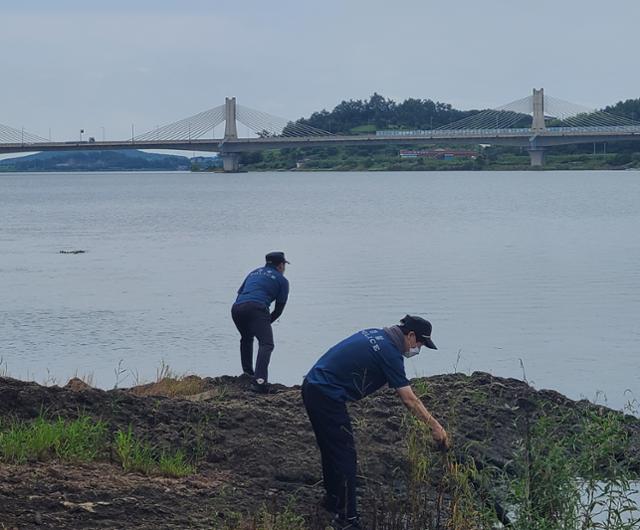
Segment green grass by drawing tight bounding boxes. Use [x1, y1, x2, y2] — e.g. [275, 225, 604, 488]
[114, 426, 156, 474]
[0, 415, 195, 478]
[114, 425, 195, 477]
[253, 502, 307, 530]
[210, 502, 308, 530]
[0, 415, 107, 464]
[448, 403, 640, 530]
[158, 449, 194, 478]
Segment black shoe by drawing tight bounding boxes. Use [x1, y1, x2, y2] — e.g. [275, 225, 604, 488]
[332, 515, 362, 530]
[250, 379, 270, 394]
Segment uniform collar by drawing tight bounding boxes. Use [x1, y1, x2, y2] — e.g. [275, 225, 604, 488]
[382, 325, 405, 354]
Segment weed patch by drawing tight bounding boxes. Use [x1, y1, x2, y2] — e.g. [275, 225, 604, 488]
[0, 415, 106, 464]
[115, 426, 195, 477]
[0, 416, 195, 478]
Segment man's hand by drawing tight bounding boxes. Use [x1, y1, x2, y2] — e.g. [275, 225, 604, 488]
[397, 385, 450, 451]
[431, 423, 450, 452]
[270, 301, 285, 323]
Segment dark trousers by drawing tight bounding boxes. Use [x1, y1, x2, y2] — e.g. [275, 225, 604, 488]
[231, 301, 274, 382]
[302, 380, 358, 519]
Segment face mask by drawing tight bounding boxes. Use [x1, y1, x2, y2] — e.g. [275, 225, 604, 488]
[403, 346, 421, 359]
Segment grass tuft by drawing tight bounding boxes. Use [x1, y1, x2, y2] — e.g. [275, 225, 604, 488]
[0, 416, 195, 478]
[114, 425, 195, 477]
[0, 415, 107, 464]
[158, 449, 196, 478]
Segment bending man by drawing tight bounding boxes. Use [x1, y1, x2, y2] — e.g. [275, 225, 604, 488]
[231, 251, 290, 393]
[302, 315, 449, 529]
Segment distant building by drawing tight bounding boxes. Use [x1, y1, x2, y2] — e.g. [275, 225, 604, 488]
[399, 148, 477, 160]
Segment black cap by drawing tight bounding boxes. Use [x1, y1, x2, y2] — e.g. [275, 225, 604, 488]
[399, 315, 437, 350]
[265, 251, 290, 265]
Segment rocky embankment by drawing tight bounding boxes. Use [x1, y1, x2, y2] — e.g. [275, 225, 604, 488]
[0, 372, 638, 529]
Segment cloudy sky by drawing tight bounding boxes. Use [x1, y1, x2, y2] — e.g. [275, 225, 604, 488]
[1, 0, 639, 142]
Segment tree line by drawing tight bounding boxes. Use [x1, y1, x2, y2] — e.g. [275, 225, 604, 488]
[294, 93, 640, 135]
[295, 93, 476, 133]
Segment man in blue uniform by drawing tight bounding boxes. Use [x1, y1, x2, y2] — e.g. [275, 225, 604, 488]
[302, 315, 449, 529]
[232, 252, 290, 393]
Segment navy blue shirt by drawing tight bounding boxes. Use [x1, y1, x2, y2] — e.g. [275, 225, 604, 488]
[234, 265, 289, 308]
[305, 328, 410, 402]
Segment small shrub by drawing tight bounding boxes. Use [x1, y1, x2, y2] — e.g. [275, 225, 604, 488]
[503, 405, 640, 530]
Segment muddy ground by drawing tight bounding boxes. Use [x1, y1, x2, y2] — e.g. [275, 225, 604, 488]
[0, 372, 639, 529]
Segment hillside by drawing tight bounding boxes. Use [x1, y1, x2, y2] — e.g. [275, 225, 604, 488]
[0, 150, 194, 172]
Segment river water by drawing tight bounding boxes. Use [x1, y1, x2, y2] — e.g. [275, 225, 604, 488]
[1, 170, 639, 410]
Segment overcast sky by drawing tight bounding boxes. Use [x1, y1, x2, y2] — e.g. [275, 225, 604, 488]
[1, 0, 639, 142]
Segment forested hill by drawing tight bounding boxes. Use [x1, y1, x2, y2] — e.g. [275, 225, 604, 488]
[296, 93, 640, 134]
[0, 150, 191, 172]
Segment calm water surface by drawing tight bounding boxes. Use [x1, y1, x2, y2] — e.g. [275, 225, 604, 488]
[1, 170, 639, 409]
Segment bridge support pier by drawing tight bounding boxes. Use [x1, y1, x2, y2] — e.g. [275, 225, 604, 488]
[528, 148, 545, 167]
[222, 153, 240, 172]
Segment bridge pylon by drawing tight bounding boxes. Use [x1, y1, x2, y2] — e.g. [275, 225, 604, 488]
[222, 153, 240, 172]
[528, 88, 546, 166]
[531, 88, 545, 132]
[224, 97, 238, 140]
[221, 97, 240, 172]
[528, 147, 545, 167]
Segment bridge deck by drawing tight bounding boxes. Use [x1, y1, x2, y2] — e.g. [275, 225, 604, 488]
[2, 125, 640, 156]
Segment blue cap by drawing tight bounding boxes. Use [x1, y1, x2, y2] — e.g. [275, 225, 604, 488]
[399, 315, 437, 350]
[265, 251, 290, 265]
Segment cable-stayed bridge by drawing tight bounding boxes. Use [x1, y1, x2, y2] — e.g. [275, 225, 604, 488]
[2, 90, 640, 171]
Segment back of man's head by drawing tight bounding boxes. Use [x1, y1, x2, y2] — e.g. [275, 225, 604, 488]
[265, 251, 290, 267]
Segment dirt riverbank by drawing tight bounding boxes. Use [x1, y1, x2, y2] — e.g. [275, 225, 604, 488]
[1, 372, 638, 529]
